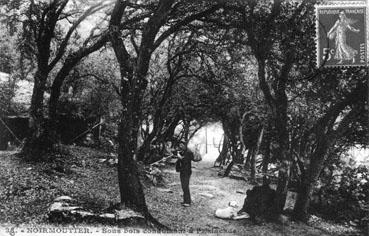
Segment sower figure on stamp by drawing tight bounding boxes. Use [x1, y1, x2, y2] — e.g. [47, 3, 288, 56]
[175, 143, 194, 207]
[327, 10, 360, 64]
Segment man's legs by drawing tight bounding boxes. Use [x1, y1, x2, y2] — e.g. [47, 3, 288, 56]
[180, 172, 191, 204]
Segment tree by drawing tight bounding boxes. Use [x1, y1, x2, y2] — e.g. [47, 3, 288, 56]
[182, 24, 269, 175]
[204, 0, 316, 215]
[137, 32, 198, 163]
[56, 50, 122, 121]
[215, 0, 368, 221]
[108, 0, 224, 228]
[0, 25, 16, 74]
[291, 68, 368, 221]
[1, 0, 110, 156]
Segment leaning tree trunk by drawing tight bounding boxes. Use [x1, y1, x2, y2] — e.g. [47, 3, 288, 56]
[115, 73, 166, 229]
[48, 62, 76, 144]
[273, 134, 290, 214]
[271, 63, 291, 214]
[136, 135, 154, 163]
[250, 126, 264, 182]
[215, 133, 229, 166]
[108, 0, 224, 228]
[256, 54, 291, 215]
[109, 0, 175, 229]
[161, 112, 181, 142]
[262, 134, 271, 174]
[224, 161, 234, 177]
[293, 134, 330, 221]
[21, 0, 78, 156]
[48, 36, 108, 143]
[293, 177, 314, 222]
[292, 87, 363, 221]
[293, 155, 327, 221]
[22, 69, 53, 157]
[244, 147, 253, 169]
[274, 159, 290, 212]
[137, 68, 177, 163]
[250, 149, 256, 181]
[117, 100, 147, 211]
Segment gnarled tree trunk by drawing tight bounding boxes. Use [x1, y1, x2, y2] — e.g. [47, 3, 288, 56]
[262, 134, 271, 174]
[215, 133, 229, 166]
[109, 0, 175, 229]
[48, 35, 109, 143]
[22, 69, 53, 156]
[293, 87, 366, 221]
[250, 126, 264, 182]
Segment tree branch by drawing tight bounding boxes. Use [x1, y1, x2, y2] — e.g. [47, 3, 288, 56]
[152, 3, 223, 50]
[48, 3, 106, 70]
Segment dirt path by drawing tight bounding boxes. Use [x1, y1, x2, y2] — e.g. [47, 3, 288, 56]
[0, 149, 352, 235]
[145, 158, 332, 236]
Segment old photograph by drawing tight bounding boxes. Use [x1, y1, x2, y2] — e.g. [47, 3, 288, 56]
[0, 0, 368, 235]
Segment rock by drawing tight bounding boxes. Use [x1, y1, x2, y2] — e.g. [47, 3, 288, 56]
[228, 201, 238, 208]
[108, 158, 118, 165]
[232, 212, 250, 220]
[277, 214, 290, 225]
[48, 203, 96, 223]
[49, 202, 63, 212]
[49, 202, 81, 212]
[99, 213, 115, 219]
[157, 188, 173, 193]
[215, 206, 238, 219]
[98, 158, 107, 163]
[54, 196, 74, 202]
[70, 210, 95, 217]
[199, 193, 215, 198]
[236, 189, 245, 194]
[115, 209, 144, 220]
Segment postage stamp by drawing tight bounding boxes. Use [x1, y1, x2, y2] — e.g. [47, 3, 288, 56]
[316, 4, 367, 67]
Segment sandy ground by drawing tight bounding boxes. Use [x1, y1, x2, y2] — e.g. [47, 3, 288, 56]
[145, 154, 334, 236]
[0, 148, 358, 236]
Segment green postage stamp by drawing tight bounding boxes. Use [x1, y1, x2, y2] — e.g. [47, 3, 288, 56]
[316, 4, 367, 67]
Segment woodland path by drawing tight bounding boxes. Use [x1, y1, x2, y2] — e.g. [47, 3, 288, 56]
[145, 156, 332, 236]
[0, 149, 352, 235]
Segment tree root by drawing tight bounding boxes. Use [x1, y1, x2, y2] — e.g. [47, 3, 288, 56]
[143, 211, 170, 231]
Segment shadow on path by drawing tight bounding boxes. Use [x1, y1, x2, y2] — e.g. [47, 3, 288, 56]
[145, 156, 331, 236]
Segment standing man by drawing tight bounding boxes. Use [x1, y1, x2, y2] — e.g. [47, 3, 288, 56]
[176, 143, 194, 207]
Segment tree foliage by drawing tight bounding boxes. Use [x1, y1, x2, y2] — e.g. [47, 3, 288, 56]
[2, 0, 367, 228]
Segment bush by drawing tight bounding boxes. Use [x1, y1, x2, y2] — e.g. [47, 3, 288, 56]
[311, 162, 369, 228]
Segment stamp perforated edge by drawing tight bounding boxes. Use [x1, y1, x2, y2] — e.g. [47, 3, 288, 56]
[315, 3, 368, 68]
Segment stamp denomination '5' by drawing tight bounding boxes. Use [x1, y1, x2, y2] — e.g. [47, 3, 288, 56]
[316, 5, 367, 67]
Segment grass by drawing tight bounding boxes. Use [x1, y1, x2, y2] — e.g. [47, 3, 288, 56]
[0, 145, 362, 235]
[0, 147, 119, 225]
